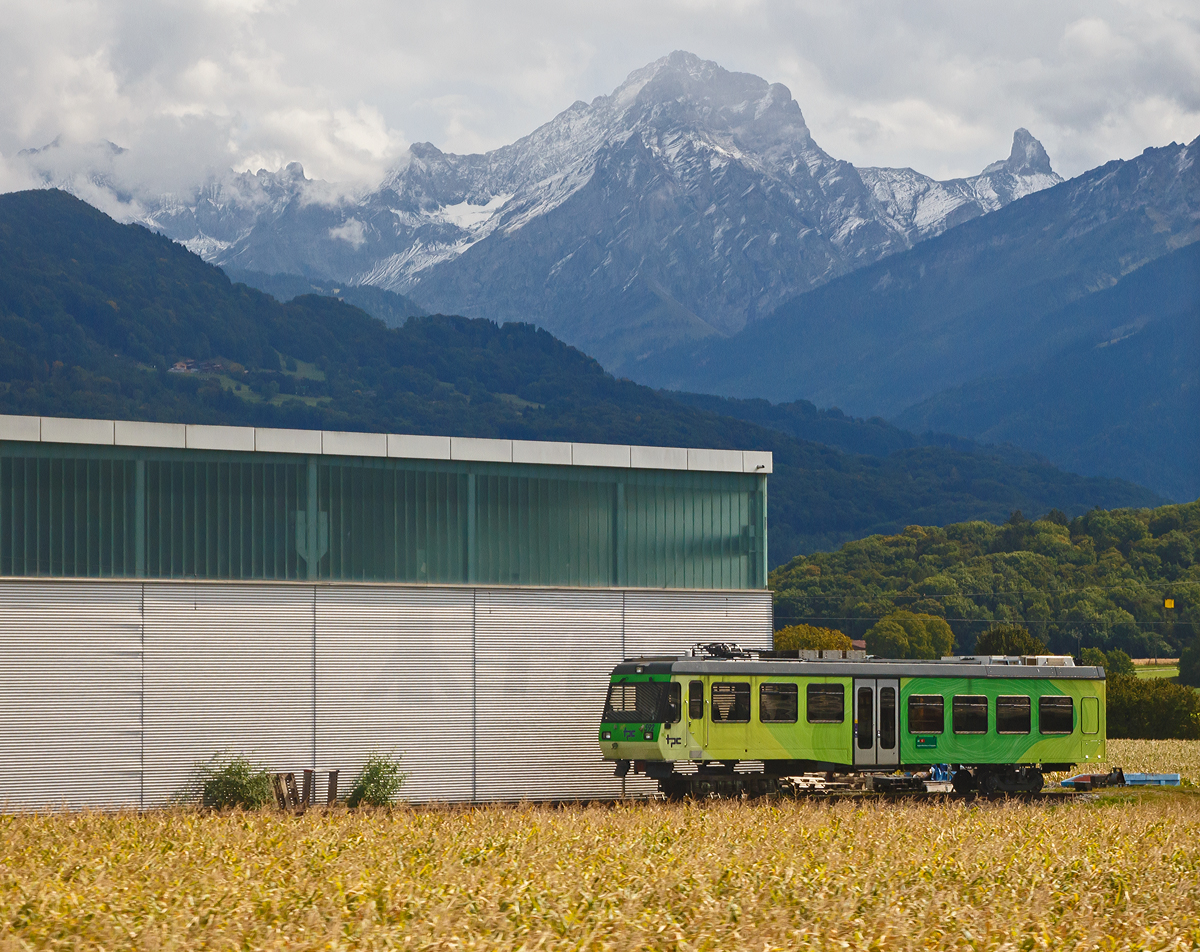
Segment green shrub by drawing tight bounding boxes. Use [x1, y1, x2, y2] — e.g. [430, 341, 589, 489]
[347, 752, 407, 807]
[1106, 675, 1200, 739]
[1103, 648, 1136, 677]
[774, 624, 852, 651]
[199, 755, 273, 810]
[975, 624, 1046, 656]
[1180, 641, 1200, 687]
[865, 611, 955, 659]
[1081, 646, 1136, 676]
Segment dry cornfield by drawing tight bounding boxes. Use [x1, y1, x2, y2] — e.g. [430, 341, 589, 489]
[3, 788, 1200, 952]
[1100, 739, 1200, 784]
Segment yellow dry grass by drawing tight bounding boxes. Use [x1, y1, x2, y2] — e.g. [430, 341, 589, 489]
[3, 794, 1200, 951]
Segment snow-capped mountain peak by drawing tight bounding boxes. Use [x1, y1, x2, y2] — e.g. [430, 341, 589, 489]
[858, 128, 1063, 242]
[12, 53, 1068, 371]
[984, 128, 1055, 176]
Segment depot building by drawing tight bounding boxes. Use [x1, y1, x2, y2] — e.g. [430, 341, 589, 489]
[0, 414, 772, 809]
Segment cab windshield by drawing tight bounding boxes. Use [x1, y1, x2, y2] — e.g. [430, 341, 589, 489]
[602, 681, 680, 723]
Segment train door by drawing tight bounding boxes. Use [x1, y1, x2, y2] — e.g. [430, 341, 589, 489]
[708, 681, 751, 758]
[686, 679, 707, 757]
[1080, 695, 1102, 762]
[853, 678, 899, 767]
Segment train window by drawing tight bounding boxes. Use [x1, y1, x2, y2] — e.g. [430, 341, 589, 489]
[879, 687, 896, 750]
[1039, 695, 1074, 734]
[996, 695, 1031, 734]
[688, 680, 704, 720]
[807, 683, 845, 723]
[1082, 696, 1099, 735]
[663, 682, 682, 724]
[711, 683, 750, 723]
[760, 683, 798, 723]
[907, 695, 944, 733]
[856, 686, 873, 749]
[952, 695, 988, 734]
[603, 681, 669, 723]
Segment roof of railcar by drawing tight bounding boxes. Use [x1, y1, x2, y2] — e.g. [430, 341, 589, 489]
[612, 658, 1106, 680]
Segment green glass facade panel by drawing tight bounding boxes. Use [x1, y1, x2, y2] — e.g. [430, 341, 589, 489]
[0, 455, 138, 578]
[319, 460, 467, 583]
[0, 442, 766, 588]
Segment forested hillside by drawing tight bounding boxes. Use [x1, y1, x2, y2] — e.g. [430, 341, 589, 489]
[895, 241, 1200, 502]
[0, 189, 1164, 564]
[771, 501, 1200, 657]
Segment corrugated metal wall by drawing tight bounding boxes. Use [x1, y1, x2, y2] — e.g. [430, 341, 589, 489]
[0, 580, 143, 810]
[0, 579, 771, 810]
[142, 583, 316, 805]
[316, 586, 475, 803]
[625, 591, 772, 655]
[474, 589, 624, 801]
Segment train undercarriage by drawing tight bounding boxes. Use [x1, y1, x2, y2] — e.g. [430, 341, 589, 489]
[617, 760, 1061, 799]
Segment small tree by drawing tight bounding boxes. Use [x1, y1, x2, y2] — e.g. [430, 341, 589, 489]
[348, 752, 407, 807]
[864, 617, 910, 658]
[975, 624, 1046, 657]
[1180, 641, 1200, 687]
[865, 611, 955, 659]
[1103, 648, 1136, 677]
[198, 754, 273, 810]
[774, 624, 852, 651]
[1080, 646, 1135, 675]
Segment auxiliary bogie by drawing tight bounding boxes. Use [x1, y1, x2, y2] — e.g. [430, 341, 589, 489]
[599, 647, 1106, 797]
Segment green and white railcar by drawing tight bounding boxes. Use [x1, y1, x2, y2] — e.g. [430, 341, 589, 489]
[599, 647, 1105, 796]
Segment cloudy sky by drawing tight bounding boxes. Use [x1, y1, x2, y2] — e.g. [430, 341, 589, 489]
[2, 0, 1198, 194]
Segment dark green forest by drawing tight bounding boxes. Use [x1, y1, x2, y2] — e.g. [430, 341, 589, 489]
[771, 501, 1200, 657]
[0, 189, 1165, 565]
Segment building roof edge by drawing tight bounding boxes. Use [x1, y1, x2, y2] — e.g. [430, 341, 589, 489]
[0, 413, 772, 475]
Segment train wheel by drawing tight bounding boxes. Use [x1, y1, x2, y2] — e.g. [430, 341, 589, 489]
[952, 768, 975, 794]
[1028, 769, 1044, 794]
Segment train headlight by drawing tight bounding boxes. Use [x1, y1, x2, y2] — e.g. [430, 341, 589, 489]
[602, 731, 612, 740]
[643, 730, 653, 740]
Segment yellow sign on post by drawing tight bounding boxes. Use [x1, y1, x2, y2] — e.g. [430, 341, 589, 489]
[1164, 599, 1175, 609]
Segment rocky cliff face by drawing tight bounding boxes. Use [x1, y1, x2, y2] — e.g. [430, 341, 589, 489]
[858, 128, 1062, 243]
[633, 134, 1200, 420]
[14, 52, 1062, 369]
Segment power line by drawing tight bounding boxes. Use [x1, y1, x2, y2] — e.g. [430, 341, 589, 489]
[772, 578, 1185, 595]
[775, 614, 1186, 629]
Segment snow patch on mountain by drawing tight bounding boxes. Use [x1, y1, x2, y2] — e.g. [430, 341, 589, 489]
[436, 193, 513, 229]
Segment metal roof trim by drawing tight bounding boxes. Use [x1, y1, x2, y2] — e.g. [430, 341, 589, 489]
[630, 659, 1106, 680]
[0, 414, 773, 476]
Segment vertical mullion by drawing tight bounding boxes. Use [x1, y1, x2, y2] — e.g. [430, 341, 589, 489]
[48, 458, 57, 576]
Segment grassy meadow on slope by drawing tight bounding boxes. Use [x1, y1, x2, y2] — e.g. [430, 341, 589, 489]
[2, 785, 1199, 951]
[0, 189, 1162, 564]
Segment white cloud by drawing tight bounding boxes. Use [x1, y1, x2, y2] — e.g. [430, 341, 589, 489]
[0, 0, 1197, 195]
[328, 217, 367, 248]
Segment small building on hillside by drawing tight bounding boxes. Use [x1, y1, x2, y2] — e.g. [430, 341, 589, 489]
[0, 414, 771, 809]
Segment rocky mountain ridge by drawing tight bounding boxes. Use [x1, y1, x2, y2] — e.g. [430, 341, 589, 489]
[858, 128, 1062, 242]
[12, 52, 1061, 368]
